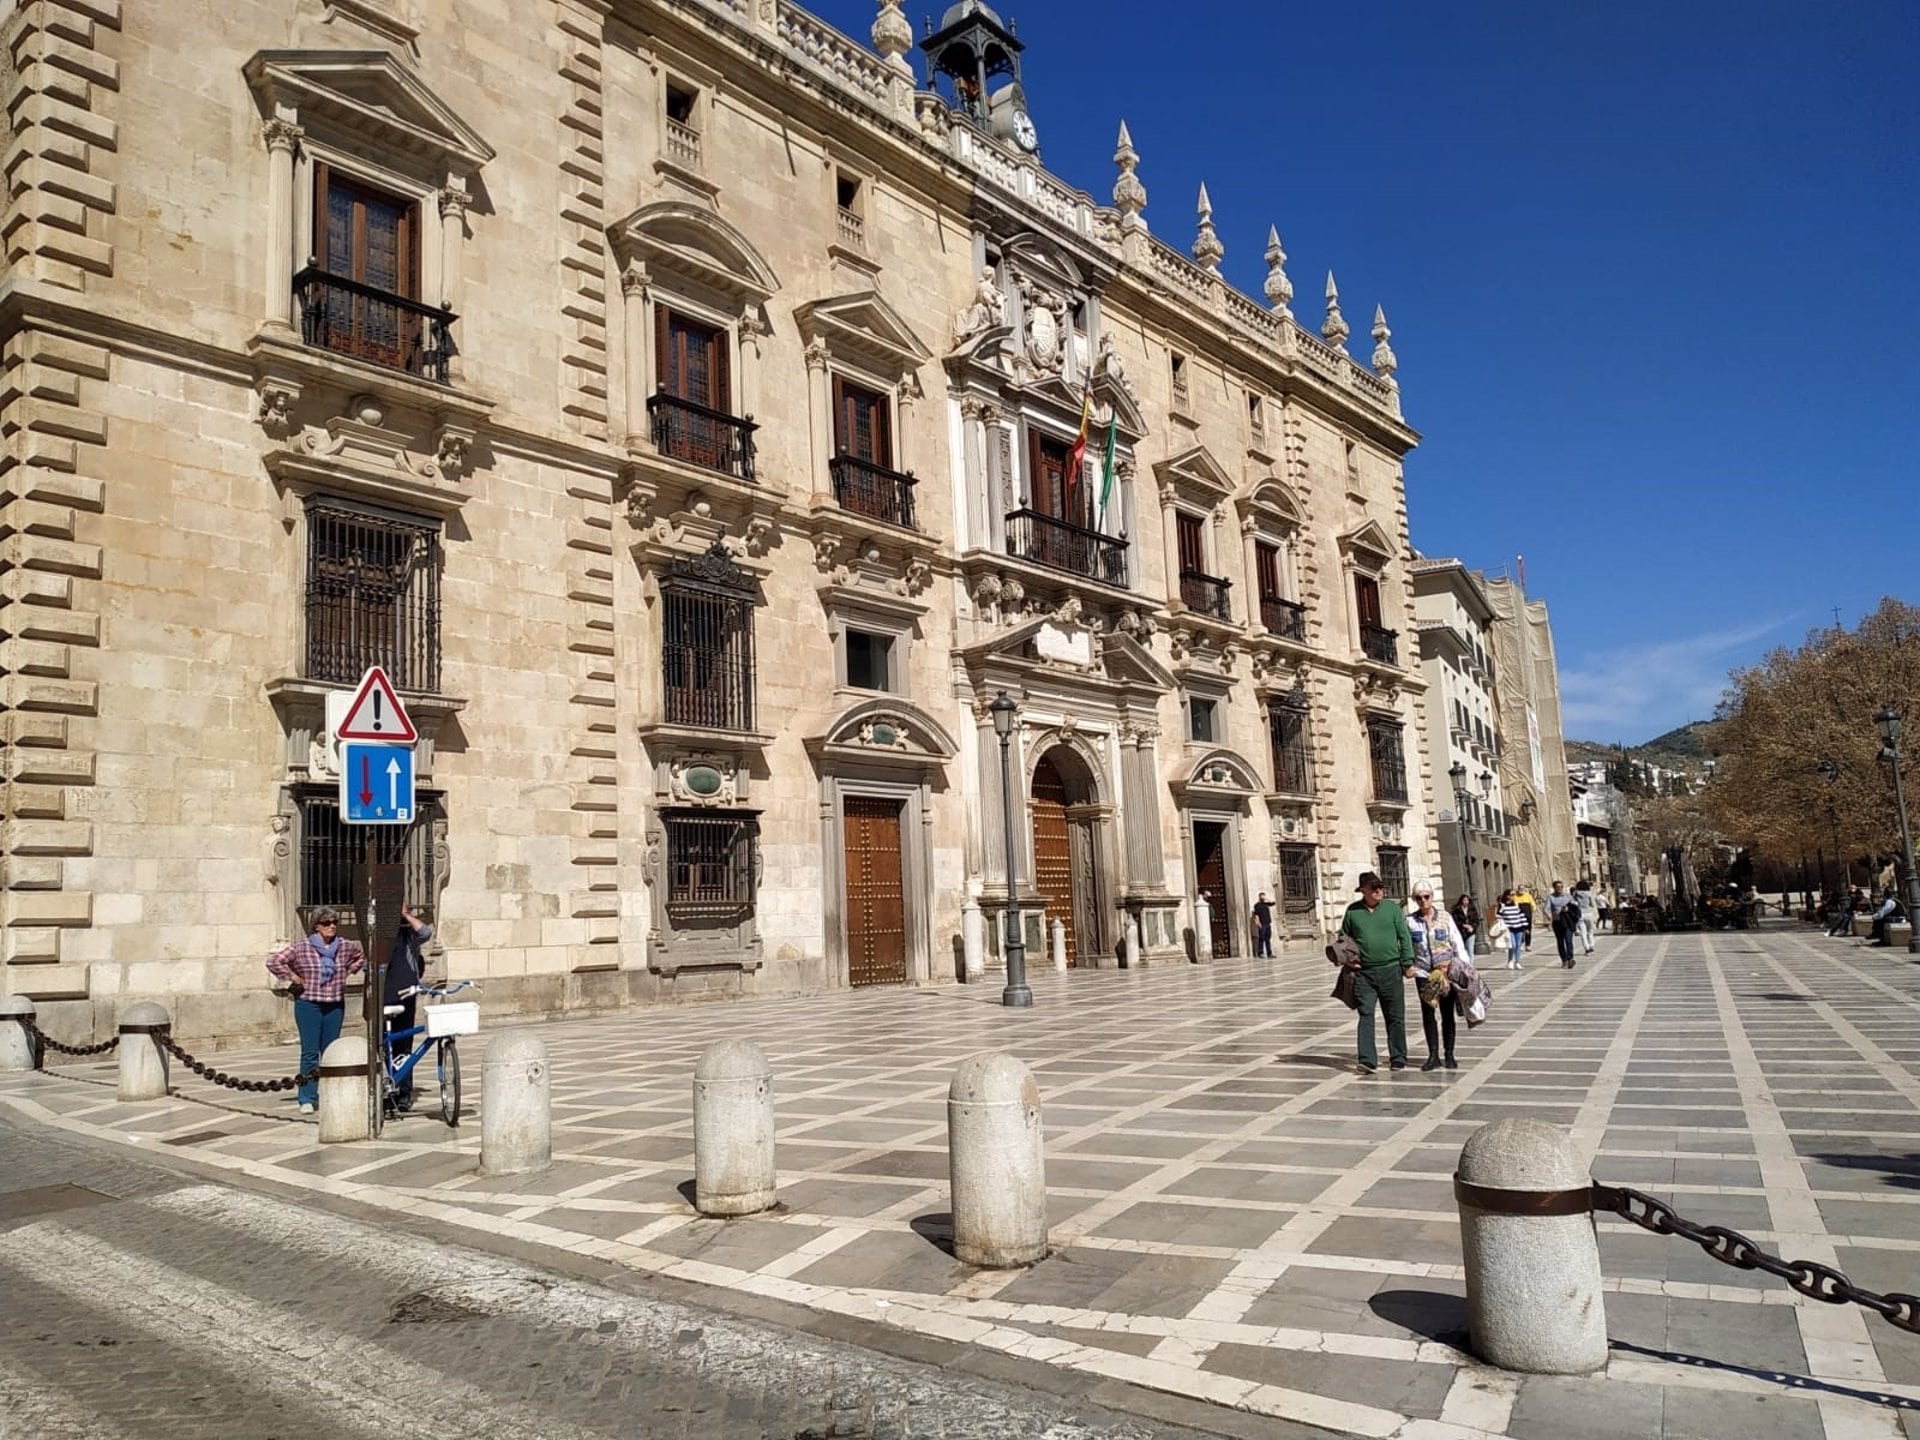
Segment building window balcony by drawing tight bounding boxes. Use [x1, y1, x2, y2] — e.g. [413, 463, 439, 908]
[664, 811, 757, 921]
[1268, 708, 1315, 798]
[1360, 623, 1399, 666]
[1278, 843, 1319, 914]
[1179, 569, 1232, 621]
[830, 452, 917, 530]
[1260, 596, 1307, 643]
[664, 115, 702, 170]
[835, 205, 865, 250]
[294, 266, 454, 384]
[304, 502, 442, 693]
[1005, 508, 1128, 587]
[649, 389, 758, 482]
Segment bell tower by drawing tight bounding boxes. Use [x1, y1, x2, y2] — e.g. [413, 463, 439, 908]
[921, 2, 1037, 154]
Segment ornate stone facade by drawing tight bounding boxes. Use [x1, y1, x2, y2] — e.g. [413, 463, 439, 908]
[0, 0, 1437, 1041]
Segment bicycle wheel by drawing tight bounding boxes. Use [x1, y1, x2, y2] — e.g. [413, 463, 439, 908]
[437, 1038, 462, 1127]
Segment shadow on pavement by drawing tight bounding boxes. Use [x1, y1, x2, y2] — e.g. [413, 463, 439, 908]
[1609, 1340, 1920, 1412]
[1805, 1151, 1920, 1192]
[1272, 1054, 1354, 1070]
[910, 1211, 955, 1256]
[1367, 1288, 1470, 1348]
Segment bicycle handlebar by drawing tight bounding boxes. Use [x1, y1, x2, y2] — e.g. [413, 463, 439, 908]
[398, 980, 479, 1001]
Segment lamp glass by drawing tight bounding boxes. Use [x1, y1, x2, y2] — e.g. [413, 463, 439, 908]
[1449, 762, 1467, 786]
[1879, 707, 1901, 745]
[989, 690, 1016, 739]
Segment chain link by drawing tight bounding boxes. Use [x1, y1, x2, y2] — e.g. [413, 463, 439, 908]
[156, 1034, 319, 1093]
[1593, 1182, 1920, 1336]
[18, 1016, 120, 1057]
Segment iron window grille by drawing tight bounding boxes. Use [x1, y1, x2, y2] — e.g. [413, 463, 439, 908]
[297, 791, 442, 920]
[304, 502, 441, 693]
[660, 544, 760, 732]
[1268, 700, 1315, 796]
[1278, 844, 1319, 914]
[663, 811, 759, 919]
[1367, 716, 1409, 804]
[1377, 847, 1410, 902]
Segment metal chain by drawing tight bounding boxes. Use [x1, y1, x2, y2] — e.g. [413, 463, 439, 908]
[156, 1034, 319, 1094]
[17, 1016, 120, 1057]
[1593, 1182, 1920, 1335]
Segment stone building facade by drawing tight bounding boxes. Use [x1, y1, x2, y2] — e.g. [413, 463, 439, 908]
[1483, 577, 1579, 890]
[0, 0, 1435, 1042]
[1411, 559, 1512, 904]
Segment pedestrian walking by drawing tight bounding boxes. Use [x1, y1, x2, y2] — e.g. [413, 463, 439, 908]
[266, 908, 366, 1115]
[1338, 871, 1414, 1075]
[1513, 886, 1537, 952]
[1547, 880, 1578, 968]
[1450, 893, 1481, 957]
[1494, 889, 1528, 969]
[1251, 892, 1275, 958]
[382, 905, 435, 1110]
[1572, 878, 1598, 955]
[1408, 885, 1463, 1070]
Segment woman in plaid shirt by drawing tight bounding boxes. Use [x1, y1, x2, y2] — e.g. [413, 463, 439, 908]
[266, 908, 365, 1114]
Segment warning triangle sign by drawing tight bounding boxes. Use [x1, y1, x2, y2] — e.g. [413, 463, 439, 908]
[335, 666, 418, 743]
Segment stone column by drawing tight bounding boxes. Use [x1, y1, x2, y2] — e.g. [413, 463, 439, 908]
[620, 263, 650, 448]
[804, 338, 833, 500]
[1241, 516, 1263, 634]
[1157, 478, 1178, 609]
[438, 181, 470, 382]
[262, 116, 303, 332]
[737, 305, 765, 421]
[1120, 724, 1168, 890]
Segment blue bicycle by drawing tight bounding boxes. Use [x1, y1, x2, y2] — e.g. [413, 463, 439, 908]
[379, 980, 478, 1126]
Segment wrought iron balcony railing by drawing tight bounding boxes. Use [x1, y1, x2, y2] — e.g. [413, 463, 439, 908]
[294, 266, 454, 383]
[830, 452, 917, 530]
[1361, 623, 1400, 666]
[1179, 569, 1232, 621]
[1261, 596, 1307, 643]
[1005, 509, 1128, 587]
[649, 389, 757, 482]
[1371, 759, 1410, 805]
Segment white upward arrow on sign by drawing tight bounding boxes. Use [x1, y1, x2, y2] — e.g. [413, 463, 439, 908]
[335, 666, 418, 743]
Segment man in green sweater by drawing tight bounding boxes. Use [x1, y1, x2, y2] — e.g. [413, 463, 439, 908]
[1339, 871, 1414, 1074]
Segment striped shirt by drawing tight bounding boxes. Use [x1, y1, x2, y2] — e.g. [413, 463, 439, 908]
[1495, 902, 1527, 931]
[266, 934, 366, 1003]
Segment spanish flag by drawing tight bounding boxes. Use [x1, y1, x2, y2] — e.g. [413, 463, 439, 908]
[1066, 386, 1093, 519]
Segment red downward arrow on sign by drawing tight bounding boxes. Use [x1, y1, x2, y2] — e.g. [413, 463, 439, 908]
[359, 753, 374, 806]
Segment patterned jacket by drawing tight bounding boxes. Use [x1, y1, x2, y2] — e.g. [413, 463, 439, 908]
[266, 935, 365, 1003]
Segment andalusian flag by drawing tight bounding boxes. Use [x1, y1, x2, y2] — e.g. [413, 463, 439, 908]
[1065, 386, 1093, 519]
[1097, 411, 1118, 526]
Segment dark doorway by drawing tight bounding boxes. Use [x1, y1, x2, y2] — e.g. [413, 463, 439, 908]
[1193, 821, 1234, 957]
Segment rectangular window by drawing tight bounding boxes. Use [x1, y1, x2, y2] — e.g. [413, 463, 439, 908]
[831, 375, 892, 467]
[304, 165, 434, 376]
[1255, 542, 1282, 601]
[653, 307, 752, 477]
[664, 812, 757, 917]
[656, 306, 729, 410]
[1175, 512, 1206, 576]
[1278, 844, 1318, 914]
[1267, 700, 1313, 795]
[298, 791, 443, 916]
[834, 171, 865, 248]
[662, 584, 756, 732]
[1354, 572, 1383, 629]
[1247, 392, 1265, 435]
[304, 501, 441, 693]
[1377, 846, 1410, 902]
[1367, 716, 1409, 803]
[1027, 430, 1081, 525]
[1170, 351, 1189, 406]
[846, 629, 892, 692]
[1188, 696, 1217, 744]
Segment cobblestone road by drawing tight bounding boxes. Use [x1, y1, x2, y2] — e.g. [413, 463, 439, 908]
[0, 1120, 1270, 1440]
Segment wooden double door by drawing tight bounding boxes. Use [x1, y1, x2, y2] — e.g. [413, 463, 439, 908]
[1031, 756, 1106, 967]
[843, 796, 908, 987]
[1193, 820, 1235, 957]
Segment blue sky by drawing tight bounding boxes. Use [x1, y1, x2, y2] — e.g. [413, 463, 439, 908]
[811, 0, 1916, 743]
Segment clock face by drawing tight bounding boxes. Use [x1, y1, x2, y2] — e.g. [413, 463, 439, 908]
[1011, 109, 1038, 152]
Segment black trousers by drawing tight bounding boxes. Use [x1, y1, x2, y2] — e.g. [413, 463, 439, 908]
[1420, 989, 1456, 1059]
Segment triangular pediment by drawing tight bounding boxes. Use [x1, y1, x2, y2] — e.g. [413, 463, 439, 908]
[612, 202, 780, 305]
[795, 291, 932, 377]
[1340, 518, 1397, 564]
[1102, 631, 1176, 689]
[1154, 444, 1235, 499]
[246, 51, 493, 173]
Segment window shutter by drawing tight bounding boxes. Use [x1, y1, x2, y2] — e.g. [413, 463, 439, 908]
[831, 374, 847, 454]
[654, 305, 670, 397]
[713, 326, 732, 413]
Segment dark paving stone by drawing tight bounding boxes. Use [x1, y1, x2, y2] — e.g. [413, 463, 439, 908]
[1203, 1343, 1456, 1418]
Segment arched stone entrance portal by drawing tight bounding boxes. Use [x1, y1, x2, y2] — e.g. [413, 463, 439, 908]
[1030, 746, 1106, 966]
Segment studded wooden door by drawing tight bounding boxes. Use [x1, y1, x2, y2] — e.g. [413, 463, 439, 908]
[843, 797, 907, 987]
[1194, 821, 1234, 957]
[1031, 758, 1078, 966]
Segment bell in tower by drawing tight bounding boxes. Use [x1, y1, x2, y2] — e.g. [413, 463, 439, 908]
[921, 2, 1038, 154]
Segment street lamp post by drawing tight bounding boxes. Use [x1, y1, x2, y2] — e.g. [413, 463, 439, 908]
[1818, 758, 1847, 897]
[1448, 761, 1470, 901]
[989, 691, 1034, 1007]
[1875, 707, 1920, 955]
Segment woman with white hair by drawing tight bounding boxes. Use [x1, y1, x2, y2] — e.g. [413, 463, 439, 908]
[1407, 883, 1466, 1071]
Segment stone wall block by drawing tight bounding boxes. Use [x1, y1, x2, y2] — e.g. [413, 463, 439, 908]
[8, 890, 90, 926]
[0, 713, 69, 746]
[3, 675, 95, 713]
[33, 32, 119, 89]
[17, 332, 111, 379]
[24, 469, 103, 508]
[17, 395, 107, 441]
[5, 819, 91, 855]
[0, 637, 71, 677]
[2, 855, 65, 889]
[16, 607, 99, 646]
[8, 93, 117, 153]
[8, 785, 68, 819]
[14, 498, 77, 538]
[6, 533, 101, 576]
[9, 747, 93, 785]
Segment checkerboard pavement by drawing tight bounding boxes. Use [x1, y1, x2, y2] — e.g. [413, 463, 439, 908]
[6, 924, 1920, 1438]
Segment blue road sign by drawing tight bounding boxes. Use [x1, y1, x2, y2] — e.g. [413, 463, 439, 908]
[340, 742, 416, 825]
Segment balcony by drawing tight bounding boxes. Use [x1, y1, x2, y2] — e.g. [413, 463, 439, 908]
[830, 452, 917, 530]
[1179, 570, 1232, 621]
[1005, 509, 1128, 587]
[1360, 623, 1399, 666]
[294, 267, 453, 384]
[649, 390, 757, 482]
[835, 206, 865, 250]
[665, 116, 702, 169]
[1261, 596, 1307, 643]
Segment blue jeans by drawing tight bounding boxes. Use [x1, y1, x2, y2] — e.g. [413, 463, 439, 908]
[1506, 929, 1525, 965]
[293, 997, 345, 1107]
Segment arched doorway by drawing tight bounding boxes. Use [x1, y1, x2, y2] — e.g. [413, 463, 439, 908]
[1030, 748, 1105, 966]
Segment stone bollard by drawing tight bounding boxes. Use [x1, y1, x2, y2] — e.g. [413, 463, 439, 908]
[948, 1053, 1046, 1268]
[962, 897, 986, 980]
[1455, 1118, 1607, 1373]
[317, 1034, 370, 1143]
[480, 1029, 551, 1176]
[693, 1039, 776, 1216]
[1191, 894, 1213, 961]
[117, 1002, 171, 1101]
[1, 996, 37, 1072]
[1887, 921, 1913, 949]
[1049, 917, 1068, 972]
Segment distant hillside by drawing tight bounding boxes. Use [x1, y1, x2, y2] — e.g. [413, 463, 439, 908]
[1566, 720, 1716, 768]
